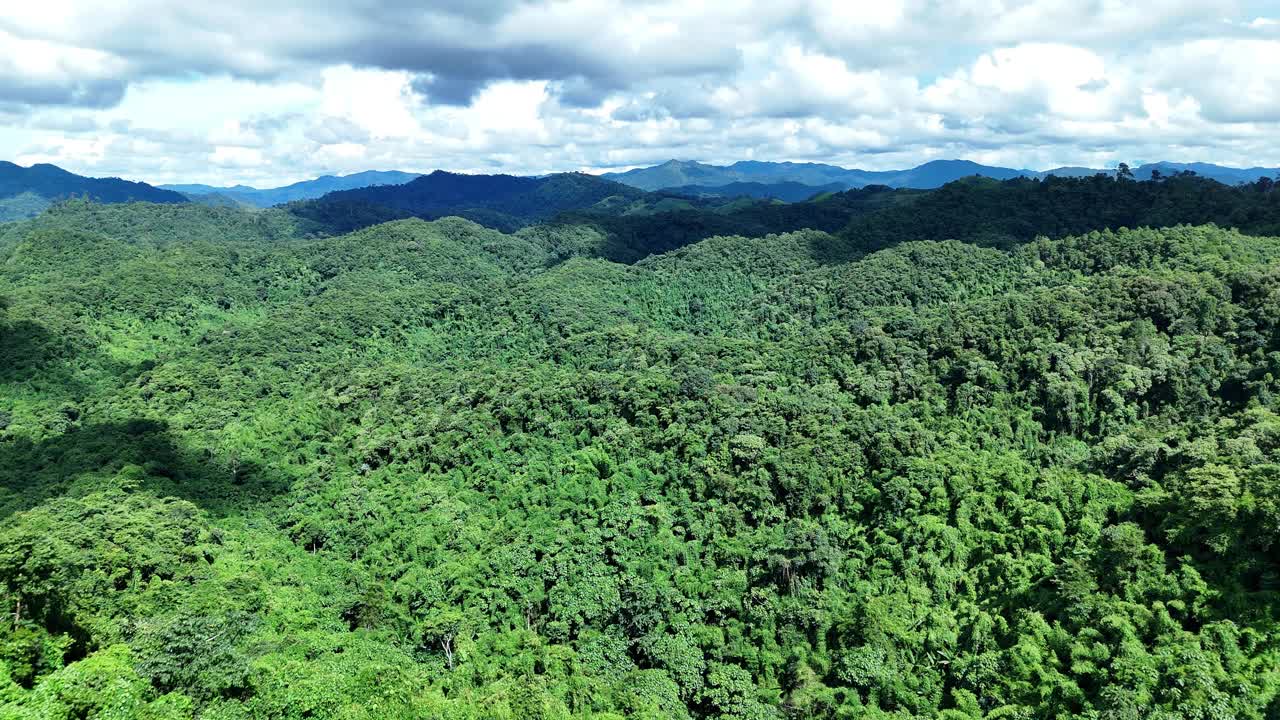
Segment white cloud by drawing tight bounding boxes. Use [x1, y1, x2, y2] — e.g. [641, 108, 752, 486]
[319, 66, 420, 139]
[0, 28, 128, 107]
[1147, 39, 1280, 123]
[462, 81, 550, 137]
[924, 44, 1132, 121]
[210, 146, 265, 168]
[750, 46, 915, 117]
[0, 1, 1278, 186]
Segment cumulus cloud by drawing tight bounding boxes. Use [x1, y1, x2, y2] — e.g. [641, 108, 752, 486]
[0, 28, 128, 108]
[923, 44, 1139, 123]
[1147, 39, 1280, 123]
[0, 1, 1278, 185]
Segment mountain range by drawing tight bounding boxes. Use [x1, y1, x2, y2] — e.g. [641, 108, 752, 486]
[289, 170, 650, 234]
[4, 160, 1279, 226]
[602, 159, 1280, 192]
[160, 170, 421, 208]
[0, 161, 186, 221]
[602, 159, 1036, 191]
[663, 180, 850, 202]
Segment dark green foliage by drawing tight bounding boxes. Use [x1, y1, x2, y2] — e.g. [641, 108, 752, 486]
[0, 193, 51, 223]
[295, 171, 648, 233]
[822, 173, 1280, 262]
[291, 172, 1280, 269]
[0, 193, 1278, 719]
[663, 182, 849, 202]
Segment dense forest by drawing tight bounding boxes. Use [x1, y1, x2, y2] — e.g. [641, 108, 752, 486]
[0, 172, 1279, 718]
[291, 172, 1280, 264]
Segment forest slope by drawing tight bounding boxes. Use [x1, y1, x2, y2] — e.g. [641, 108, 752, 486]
[286, 173, 1280, 265]
[0, 197, 1278, 718]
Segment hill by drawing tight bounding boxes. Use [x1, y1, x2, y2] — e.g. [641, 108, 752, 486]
[605, 158, 1280, 192]
[282, 171, 1280, 265]
[0, 162, 187, 221]
[162, 170, 421, 207]
[821, 172, 1280, 261]
[289, 170, 649, 233]
[533, 173, 1280, 265]
[663, 180, 848, 202]
[0, 195, 1278, 718]
[603, 158, 1038, 191]
[1131, 161, 1280, 184]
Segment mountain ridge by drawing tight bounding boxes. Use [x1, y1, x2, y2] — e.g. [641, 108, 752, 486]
[160, 170, 422, 208]
[662, 180, 849, 202]
[602, 158, 1280, 191]
[289, 170, 649, 234]
[0, 161, 187, 221]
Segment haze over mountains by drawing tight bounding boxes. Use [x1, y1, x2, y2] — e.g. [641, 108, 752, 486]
[602, 159, 1280, 191]
[0, 161, 186, 221]
[603, 159, 1036, 191]
[663, 181, 851, 202]
[3, 158, 1279, 225]
[160, 170, 421, 207]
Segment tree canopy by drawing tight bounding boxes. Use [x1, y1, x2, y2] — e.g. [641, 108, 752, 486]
[0, 183, 1279, 718]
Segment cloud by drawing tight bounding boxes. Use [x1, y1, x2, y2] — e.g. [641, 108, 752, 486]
[0, 28, 128, 108]
[210, 146, 265, 168]
[1147, 39, 1280, 123]
[923, 43, 1138, 122]
[0, 1, 1277, 186]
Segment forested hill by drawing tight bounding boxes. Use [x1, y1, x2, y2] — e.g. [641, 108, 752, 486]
[820, 172, 1280, 261]
[544, 173, 1280, 265]
[289, 170, 649, 233]
[663, 181, 849, 202]
[0, 162, 187, 222]
[601, 158, 1036, 191]
[282, 171, 1280, 264]
[1, 193, 1279, 718]
[603, 158, 1280, 191]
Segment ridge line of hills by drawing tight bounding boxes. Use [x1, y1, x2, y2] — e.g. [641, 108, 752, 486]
[3, 158, 1279, 225]
[601, 158, 1280, 191]
[159, 169, 422, 208]
[7, 164, 1278, 267]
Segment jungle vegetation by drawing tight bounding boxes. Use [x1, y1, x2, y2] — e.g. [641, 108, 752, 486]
[0, 172, 1278, 719]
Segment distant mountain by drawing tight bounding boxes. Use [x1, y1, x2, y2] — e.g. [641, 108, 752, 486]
[161, 170, 422, 208]
[1032, 163, 1280, 183]
[1034, 166, 1109, 179]
[290, 171, 647, 234]
[606, 159, 1280, 192]
[868, 159, 1036, 188]
[603, 159, 1037, 191]
[1132, 162, 1280, 184]
[663, 181, 849, 202]
[0, 161, 186, 221]
[601, 160, 737, 190]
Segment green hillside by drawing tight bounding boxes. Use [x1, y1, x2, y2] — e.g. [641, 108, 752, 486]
[0, 192, 1278, 719]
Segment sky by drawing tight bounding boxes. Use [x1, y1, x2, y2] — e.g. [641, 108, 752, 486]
[1, 1, 1279, 188]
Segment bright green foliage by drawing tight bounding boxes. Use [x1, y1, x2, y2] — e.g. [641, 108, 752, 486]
[0, 192, 1279, 719]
